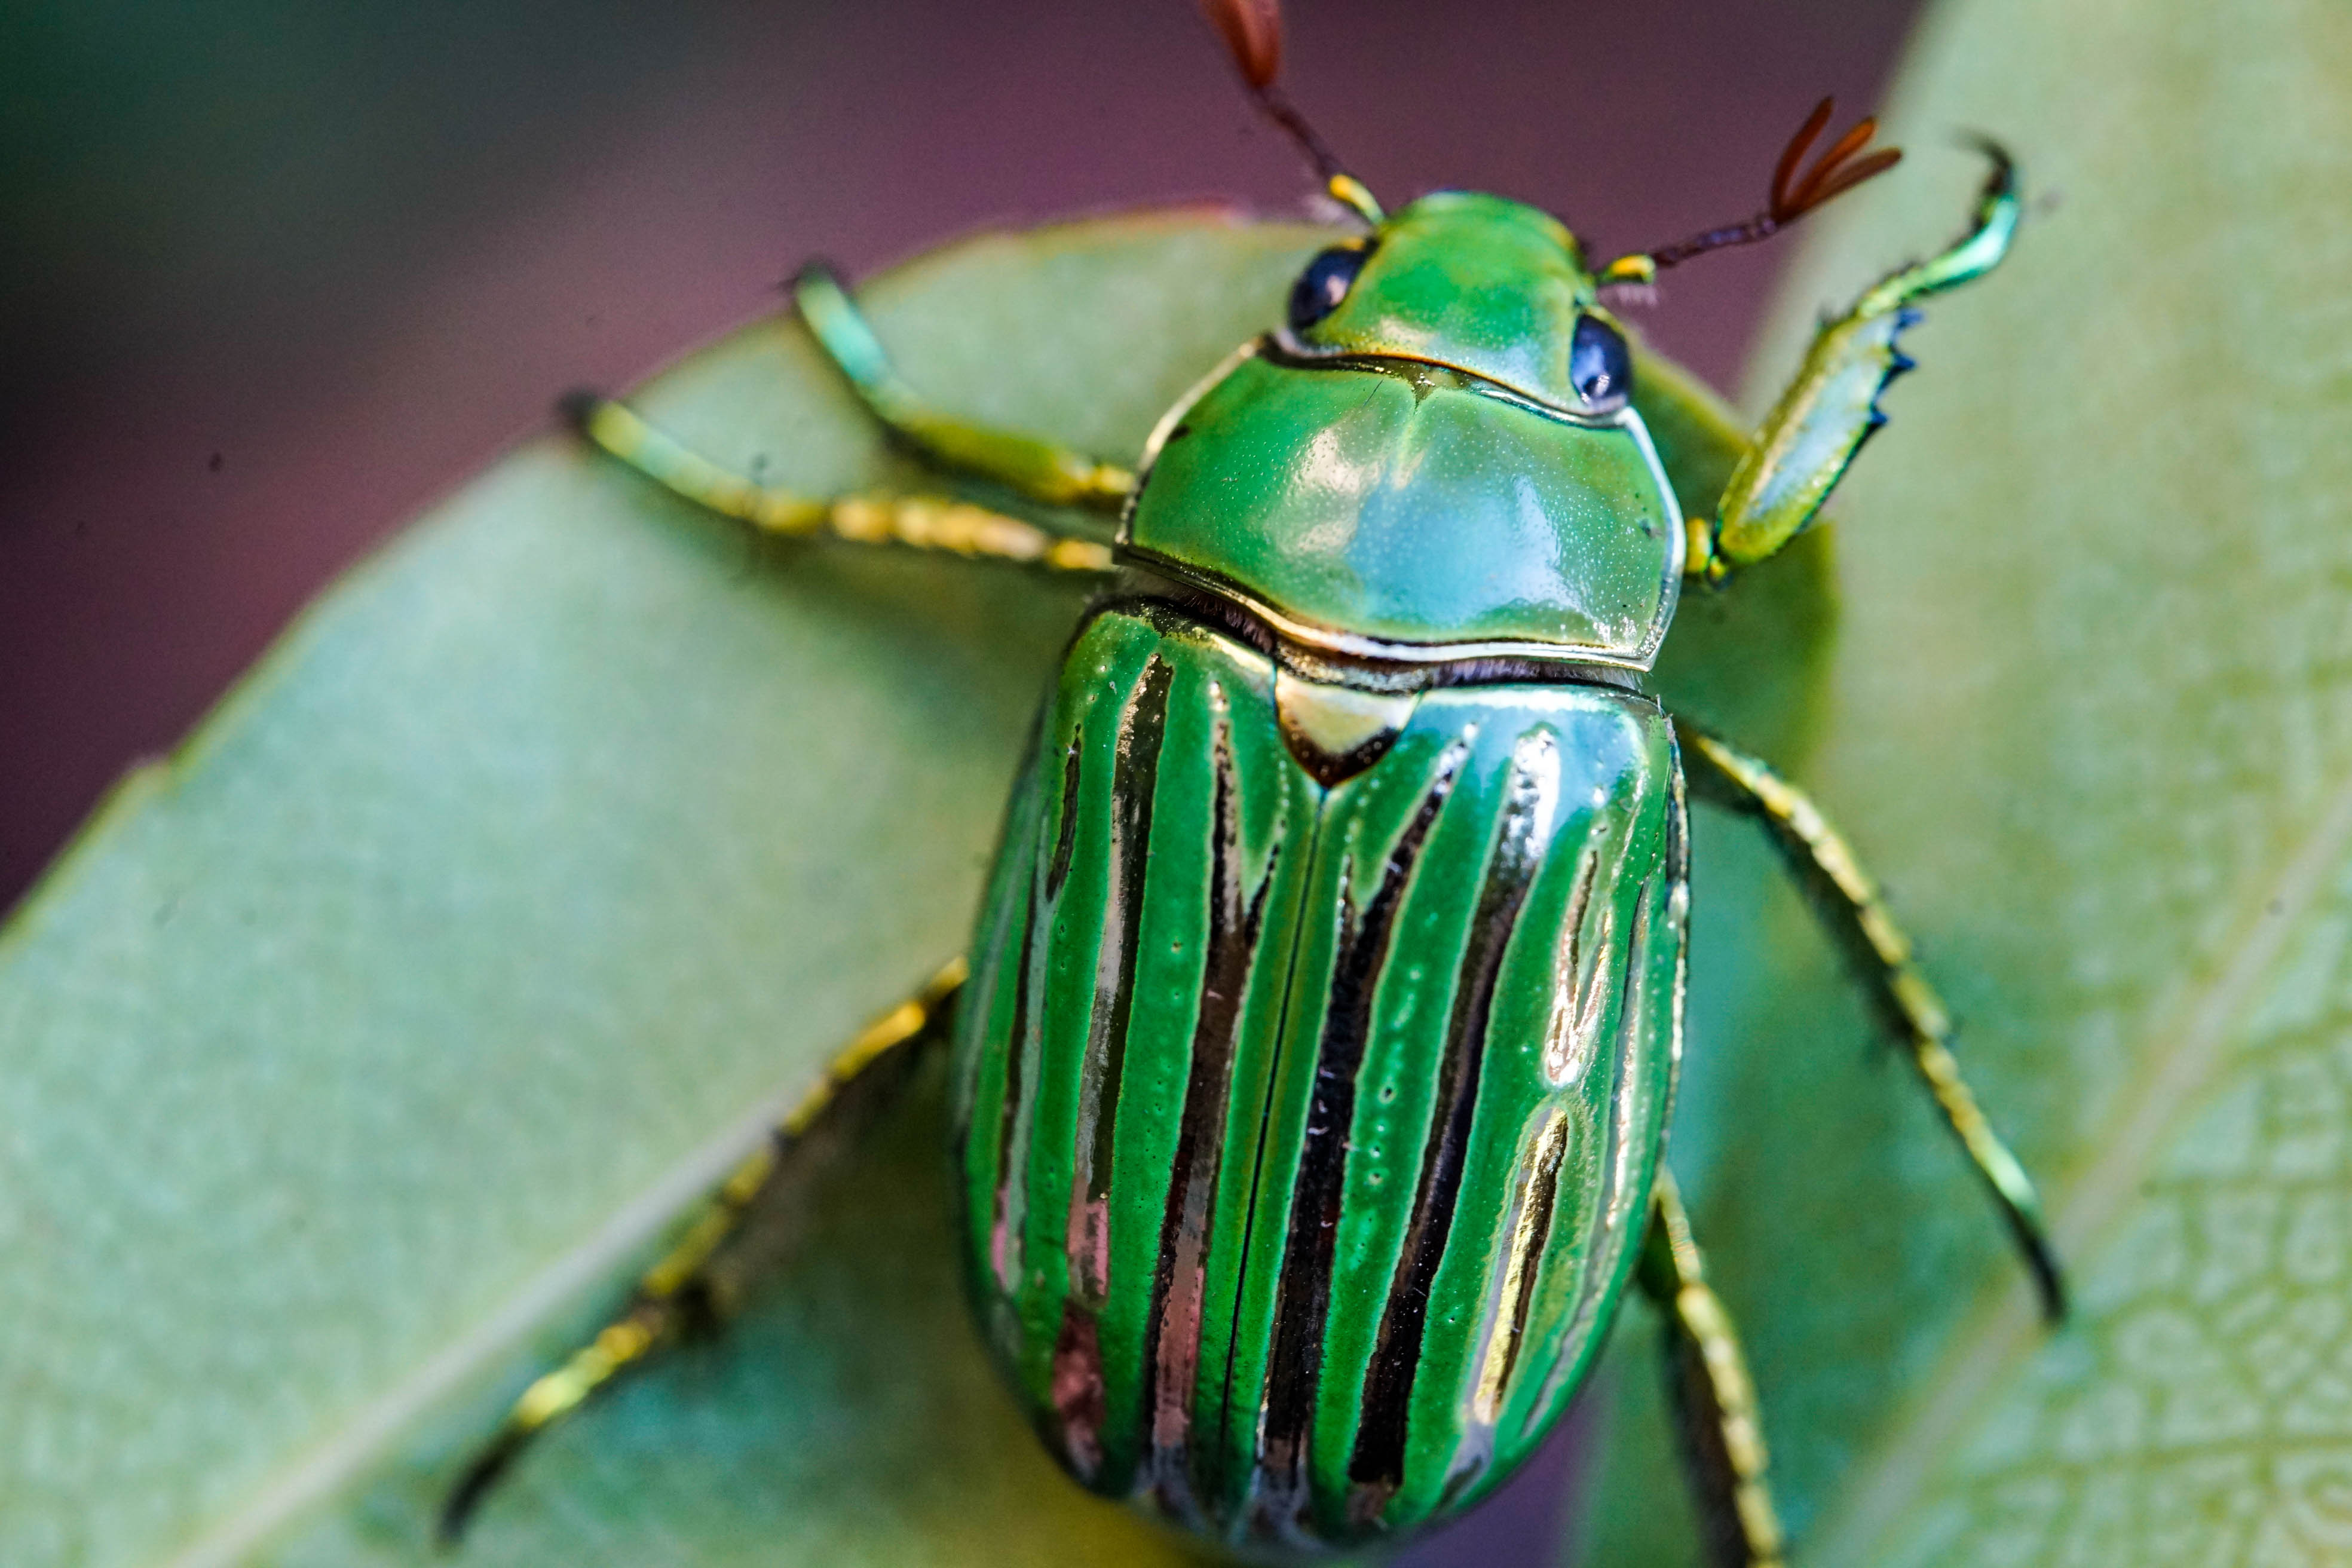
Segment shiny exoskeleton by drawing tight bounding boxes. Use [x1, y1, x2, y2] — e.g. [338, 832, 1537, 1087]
[958, 192, 1696, 1546]
[444, 10, 2061, 1563]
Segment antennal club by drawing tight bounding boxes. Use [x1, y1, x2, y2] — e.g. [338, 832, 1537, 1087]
[1202, 0, 1282, 91]
[1200, 0, 1380, 220]
[1624, 97, 1903, 278]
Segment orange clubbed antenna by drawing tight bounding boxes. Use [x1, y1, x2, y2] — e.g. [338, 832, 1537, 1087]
[1200, 0, 1350, 191]
[1643, 98, 1903, 272]
[1202, 0, 1282, 88]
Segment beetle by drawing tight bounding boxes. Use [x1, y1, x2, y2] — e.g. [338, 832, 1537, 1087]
[441, 2, 2063, 1561]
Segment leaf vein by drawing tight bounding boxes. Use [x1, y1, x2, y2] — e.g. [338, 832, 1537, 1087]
[1815, 771, 2352, 1567]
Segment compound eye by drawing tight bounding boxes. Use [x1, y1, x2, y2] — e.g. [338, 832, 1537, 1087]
[1569, 314, 1633, 412]
[1288, 244, 1370, 332]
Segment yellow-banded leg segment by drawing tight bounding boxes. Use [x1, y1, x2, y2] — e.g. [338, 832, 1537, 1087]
[1638, 1170, 1784, 1568]
[565, 394, 1117, 574]
[437, 959, 968, 1544]
[792, 264, 1137, 512]
[1677, 722, 2065, 1319]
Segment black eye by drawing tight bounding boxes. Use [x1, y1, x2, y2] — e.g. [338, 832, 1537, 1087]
[1570, 314, 1633, 411]
[1288, 245, 1369, 332]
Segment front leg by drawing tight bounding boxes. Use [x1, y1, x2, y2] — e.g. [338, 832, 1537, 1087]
[566, 396, 1115, 575]
[793, 265, 1138, 512]
[1690, 146, 2022, 582]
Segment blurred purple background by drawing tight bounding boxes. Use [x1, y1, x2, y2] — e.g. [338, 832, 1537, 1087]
[1, 0, 1917, 1555]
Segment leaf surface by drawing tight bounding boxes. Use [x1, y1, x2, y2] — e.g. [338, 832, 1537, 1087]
[0, 166, 1851, 1556]
[0, 192, 1824, 1565]
[0, 215, 1302, 1567]
[1579, 1, 2352, 1564]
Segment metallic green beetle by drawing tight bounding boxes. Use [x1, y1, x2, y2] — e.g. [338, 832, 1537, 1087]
[444, 7, 2060, 1562]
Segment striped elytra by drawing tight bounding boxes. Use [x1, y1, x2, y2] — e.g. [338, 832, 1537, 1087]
[419, 33, 2043, 1558]
[951, 599, 1688, 1552]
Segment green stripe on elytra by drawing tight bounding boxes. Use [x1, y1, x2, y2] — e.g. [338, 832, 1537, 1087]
[1056, 654, 1175, 1477]
[1255, 739, 1465, 1514]
[957, 610, 1685, 1548]
[1350, 729, 1564, 1511]
[1139, 707, 1281, 1514]
[987, 737, 1082, 1297]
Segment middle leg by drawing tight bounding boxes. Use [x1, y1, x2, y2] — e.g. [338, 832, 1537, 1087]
[1676, 719, 2063, 1319]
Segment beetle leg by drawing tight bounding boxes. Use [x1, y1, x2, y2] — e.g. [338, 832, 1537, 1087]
[436, 958, 967, 1544]
[565, 393, 1116, 574]
[1637, 1169, 1786, 1568]
[1676, 721, 2066, 1320]
[792, 262, 1138, 512]
[1686, 145, 2021, 584]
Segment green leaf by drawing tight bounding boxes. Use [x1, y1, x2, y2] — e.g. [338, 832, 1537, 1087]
[0, 216, 1342, 1567]
[1581, 1, 2352, 1564]
[0, 162, 1906, 1568]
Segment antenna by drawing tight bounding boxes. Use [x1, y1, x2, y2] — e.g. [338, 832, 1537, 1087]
[1200, 0, 1382, 223]
[1602, 99, 1901, 285]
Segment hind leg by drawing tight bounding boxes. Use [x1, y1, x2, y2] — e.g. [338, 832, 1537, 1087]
[1638, 1168, 1786, 1568]
[437, 959, 966, 1542]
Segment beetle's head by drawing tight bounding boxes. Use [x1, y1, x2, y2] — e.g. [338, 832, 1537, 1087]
[1207, 0, 1903, 397]
[1131, 0, 1907, 673]
[1277, 192, 1629, 421]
